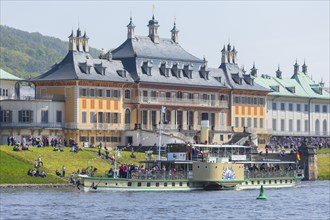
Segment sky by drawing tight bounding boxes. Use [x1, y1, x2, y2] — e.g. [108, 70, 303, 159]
[1, 1, 329, 86]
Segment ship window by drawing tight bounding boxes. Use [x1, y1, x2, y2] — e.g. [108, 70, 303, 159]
[138, 182, 141, 187]
[147, 183, 151, 187]
[263, 180, 266, 184]
[245, 182, 248, 185]
[197, 166, 200, 169]
[172, 182, 175, 187]
[251, 181, 254, 185]
[179, 182, 183, 186]
[215, 166, 218, 169]
[116, 183, 118, 186]
[205, 166, 208, 169]
[257, 181, 260, 184]
[269, 180, 271, 184]
[275, 180, 277, 184]
[156, 183, 159, 187]
[105, 182, 108, 185]
[187, 183, 190, 187]
[280, 180, 282, 184]
[128, 182, 132, 186]
[164, 183, 167, 187]
[285, 180, 288, 184]
[290, 180, 292, 183]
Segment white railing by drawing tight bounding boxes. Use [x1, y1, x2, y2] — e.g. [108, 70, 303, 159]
[0, 122, 64, 128]
[64, 123, 126, 130]
[127, 96, 228, 108]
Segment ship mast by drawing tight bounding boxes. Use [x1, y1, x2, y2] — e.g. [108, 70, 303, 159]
[158, 106, 165, 160]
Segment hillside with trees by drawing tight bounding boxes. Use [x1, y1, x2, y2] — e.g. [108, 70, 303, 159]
[0, 25, 100, 79]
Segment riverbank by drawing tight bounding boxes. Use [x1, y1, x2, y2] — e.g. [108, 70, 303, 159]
[0, 145, 144, 185]
[1, 145, 329, 186]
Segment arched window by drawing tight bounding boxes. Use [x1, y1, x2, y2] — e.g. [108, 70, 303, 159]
[315, 119, 320, 135]
[125, 109, 131, 124]
[323, 119, 327, 134]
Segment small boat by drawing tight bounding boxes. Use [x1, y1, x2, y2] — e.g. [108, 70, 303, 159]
[80, 143, 246, 192]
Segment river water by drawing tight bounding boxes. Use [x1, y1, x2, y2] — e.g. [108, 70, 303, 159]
[0, 181, 329, 220]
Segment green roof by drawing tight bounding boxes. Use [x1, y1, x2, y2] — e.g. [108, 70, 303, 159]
[254, 71, 330, 100]
[0, 69, 22, 81]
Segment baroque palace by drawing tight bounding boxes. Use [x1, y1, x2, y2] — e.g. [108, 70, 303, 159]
[1, 15, 329, 149]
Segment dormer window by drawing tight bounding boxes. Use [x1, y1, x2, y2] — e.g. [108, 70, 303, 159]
[183, 64, 193, 79]
[214, 77, 221, 83]
[94, 63, 106, 75]
[171, 64, 181, 78]
[199, 65, 209, 80]
[142, 61, 152, 76]
[243, 74, 254, 85]
[159, 62, 170, 77]
[117, 70, 127, 78]
[286, 86, 296, 93]
[79, 61, 91, 74]
[270, 85, 280, 92]
[232, 73, 241, 84]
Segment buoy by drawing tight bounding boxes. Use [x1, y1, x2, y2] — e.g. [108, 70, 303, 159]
[256, 185, 268, 200]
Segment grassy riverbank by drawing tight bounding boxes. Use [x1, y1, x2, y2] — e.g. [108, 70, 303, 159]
[316, 148, 330, 180]
[0, 145, 144, 184]
[1, 145, 329, 184]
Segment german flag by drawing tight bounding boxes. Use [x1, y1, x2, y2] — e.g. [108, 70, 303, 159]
[297, 151, 301, 161]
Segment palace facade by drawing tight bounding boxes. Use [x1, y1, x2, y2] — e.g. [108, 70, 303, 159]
[0, 15, 329, 148]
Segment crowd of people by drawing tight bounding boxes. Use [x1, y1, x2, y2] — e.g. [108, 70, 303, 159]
[267, 136, 330, 151]
[27, 155, 46, 178]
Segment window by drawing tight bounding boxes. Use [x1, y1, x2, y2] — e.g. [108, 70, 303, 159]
[235, 117, 239, 127]
[253, 97, 258, 105]
[289, 103, 293, 111]
[113, 90, 120, 98]
[98, 112, 104, 123]
[18, 110, 33, 123]
[82, 112, 87, 123]
[315, 105, 320, 113]
[56, 111, 62, 123]
[260, 118, 264, 129]
[259, 98, 264, 105]
[98, 89, 103, 97]
[254, 118, 258, 128]
[323, 105, 328, 113]
[241, 118, 245, 127]
[41, 110, 48, 123]
[272, 103, 277, 110]
[113, 113, 119, 124]
[241, 97, 246, 104]
[220, 135, 224, 141]
[235, 96, 240, 104]
[280, 103, 285, 111]
[272, 119, 277, 131]
[296, 104, 301, 112]
[289, 119, 293, 131]
[125, 109, 131, 124]
[0, 110, 12, 123]
[90, 89, 95, 97]
[81, 88, 87, 97]
[151, 91, 157, 98]
[305, 120, 309, 132]
[105, 112, 110, 123]
[125, 90, 131, 99]
[202, 94, 208, 101]
[90, 112, 96, 123]
[247, 118, 252, 127]
[281, 119, 285, 131]
[297, 120, 301, 132]
[247, 97, 251, 105]
[106, 89, 111, 98]
[304, 104, 309, 112]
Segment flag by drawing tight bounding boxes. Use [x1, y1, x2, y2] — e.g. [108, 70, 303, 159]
[161, 106, 166, 113]
[297, 151, 301, 161]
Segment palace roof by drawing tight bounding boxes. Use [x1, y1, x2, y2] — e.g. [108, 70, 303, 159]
[0, 69, 22, 81]
[33, 51, 134, 83]
[254, 71, 330, 100]
[111, 36, 229, 88]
